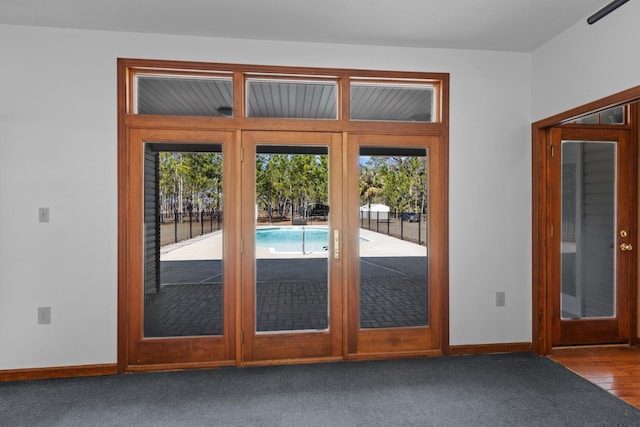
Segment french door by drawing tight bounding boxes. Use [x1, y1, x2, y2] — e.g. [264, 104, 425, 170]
[123, 129, 238, 367]
[549, 127, 633, 346]
[346, 134, 443, 357]
[240, 131, 343, 363]
[123, 129, 445, 368]
[240, 131, 444, 362]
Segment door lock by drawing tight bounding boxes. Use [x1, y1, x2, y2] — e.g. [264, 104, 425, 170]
[620, 243, 633, 251]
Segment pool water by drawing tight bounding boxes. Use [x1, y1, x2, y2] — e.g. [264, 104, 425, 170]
[256, 227, 329, 253]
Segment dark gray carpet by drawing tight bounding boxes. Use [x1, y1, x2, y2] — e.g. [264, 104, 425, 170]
[2, 353, 639, 426]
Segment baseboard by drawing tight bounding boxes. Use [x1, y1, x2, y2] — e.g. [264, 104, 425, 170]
[448, 342, 532, 356]
[0, 364, 118, 382]
[346, 349, 443, 361]
[0, 344, 533, 381]
[126, 360, 234, 372]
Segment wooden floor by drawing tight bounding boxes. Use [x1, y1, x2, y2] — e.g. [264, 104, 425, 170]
[549, 346, 640, 409]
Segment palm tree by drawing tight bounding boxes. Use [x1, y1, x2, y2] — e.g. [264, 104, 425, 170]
[359, 166, 383, 209]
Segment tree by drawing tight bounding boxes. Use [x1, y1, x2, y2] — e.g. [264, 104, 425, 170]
[158, 152, 224, 220]
[359, 154, 428, 218]
[255, 153, 329, 221]
[359, 164, 384, 209]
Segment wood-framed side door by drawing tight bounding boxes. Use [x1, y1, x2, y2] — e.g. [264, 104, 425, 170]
[549, 127, 633, 346]
[123, 128, 238, 368]
[346, 134, 445, 358]
[240, 131, 343, 364]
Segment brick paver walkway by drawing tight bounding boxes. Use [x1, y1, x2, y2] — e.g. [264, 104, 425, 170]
[360, 277, 428, 328]
[256, 280, 328, 331]
[144, 283, 223, 337]
[144, 257, 428, 337]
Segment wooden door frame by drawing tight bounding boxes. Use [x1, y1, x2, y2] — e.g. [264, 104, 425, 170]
[532, 86, 640, 355]
[548, 127, 632, 345]
[345, 134, 446, 359]
[239, 131, 344, 365]
[117, 58, 450, 370]
[119, 128, 239, 371]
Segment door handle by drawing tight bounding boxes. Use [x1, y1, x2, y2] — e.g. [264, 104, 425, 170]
[620, 243, 633, 251]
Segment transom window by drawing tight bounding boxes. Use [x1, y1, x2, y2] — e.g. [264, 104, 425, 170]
[130, 64, 444, 123]
[246, 78, 338, 119]
[564, 105, 626, 125]
[350, 81, 435, 122]
[135, 74, 234, 117]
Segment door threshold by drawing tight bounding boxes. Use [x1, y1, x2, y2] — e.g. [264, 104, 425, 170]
[551, 343, 630, 352]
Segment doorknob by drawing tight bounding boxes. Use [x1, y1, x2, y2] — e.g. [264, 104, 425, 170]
[620, 243, 633, 251]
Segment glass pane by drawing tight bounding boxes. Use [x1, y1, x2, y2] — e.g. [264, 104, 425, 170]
[600, 106, 625, 124]
[246, 79, 338, 119]
[561, 141, 615, 319]
[569, 105, 625, 125]
[255, 146, 330, 332]
[359, 147, 429, 328]
[351, 83, 434, 122]
[136, 75, 234, 117]
[574, 113, 599, 124]
[144, 145, 224, 337]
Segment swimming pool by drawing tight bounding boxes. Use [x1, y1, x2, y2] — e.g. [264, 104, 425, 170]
[256, 227, 329, 254]
[256, 226, 369, 254]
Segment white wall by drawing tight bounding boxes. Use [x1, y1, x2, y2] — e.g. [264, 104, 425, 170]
[532, 0, 640, 121]
[0, 24, 532, 369]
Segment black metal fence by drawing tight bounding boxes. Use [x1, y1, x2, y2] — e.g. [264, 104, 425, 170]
[360, 211, 427, 246]
[160, 210, 222, 247]
[160, 209, 424, 247]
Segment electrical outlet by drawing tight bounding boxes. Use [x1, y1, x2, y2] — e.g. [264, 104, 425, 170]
[496, 292, 506, 307]
[38, 307, 51, 324]
[39, 207, 50, 223]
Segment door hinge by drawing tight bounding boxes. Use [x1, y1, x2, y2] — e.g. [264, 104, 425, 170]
[240, 330, 244, 345]
[240, 239, 244, 254]
[240, 146, 244, 163]
[550, 144, 555, 158]
[550, 224, 554, 238]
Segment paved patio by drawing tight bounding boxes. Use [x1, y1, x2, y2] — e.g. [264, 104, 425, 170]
[145, 229, 428, 337]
